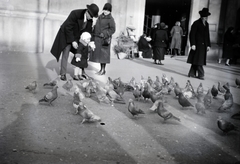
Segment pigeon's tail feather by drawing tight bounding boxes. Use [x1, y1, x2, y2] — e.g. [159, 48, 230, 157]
[39, 98, 46, 103]
[231, 112, 240, 120]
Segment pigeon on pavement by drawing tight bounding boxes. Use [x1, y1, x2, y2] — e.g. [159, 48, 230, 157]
[25, 81, 38, 93]
[195, 94, 206, 114]
[43, 76, 60, 87]
[203, 88, 212, 109]
[217, 116, 239, 134]
[211, 85, 218, 98]
[156, 101, 181, 122]
[128, 99, 145, 118]
[62, 79, 73, 91]
[178, 92, 194, 109]
[218, 84, 233, 112]
[77, 102, 101, 124]
[39, 85, 58, 106]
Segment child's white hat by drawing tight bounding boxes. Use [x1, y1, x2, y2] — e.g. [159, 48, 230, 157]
[81, 32, 91, 40]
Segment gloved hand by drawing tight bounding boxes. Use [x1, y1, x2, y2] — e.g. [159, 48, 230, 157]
[89, 41, 96, 51]
[72, 41, 78, 49]
[191, 45, 196, 50]
[99, 33, 104, 38]
[207, 46, 210, 51]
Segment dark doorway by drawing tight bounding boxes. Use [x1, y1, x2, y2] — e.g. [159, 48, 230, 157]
[144, 0, 191, 55]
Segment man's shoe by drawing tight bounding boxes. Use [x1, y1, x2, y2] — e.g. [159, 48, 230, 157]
[198, 76, 205, 80]
[60, 74, 67, 81]
[188, 74, 196, 78]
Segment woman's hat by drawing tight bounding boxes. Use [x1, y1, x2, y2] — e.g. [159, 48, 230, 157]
[87, 3, 99, 18]
[103, 3, 112, 12]
[199, 8, 211, 17]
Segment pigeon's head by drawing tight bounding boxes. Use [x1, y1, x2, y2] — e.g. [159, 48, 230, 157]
[217, 116, 222, 121]
[129, 99, 134, 103]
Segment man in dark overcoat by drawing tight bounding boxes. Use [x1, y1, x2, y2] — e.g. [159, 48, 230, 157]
[187, 8, 211, 80]
[50, 3, 99, 81]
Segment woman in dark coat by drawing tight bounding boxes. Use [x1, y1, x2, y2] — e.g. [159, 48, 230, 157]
[50, 4, 99, 81]
[221, 27, 235, 66]
[152, 22, 168, 65]
[138, 34, 152, 58]
[89, 3, 116, 75]
[187, 8, 211, 80]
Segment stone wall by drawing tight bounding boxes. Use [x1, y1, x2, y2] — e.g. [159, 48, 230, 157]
[0, 0, 145, 55]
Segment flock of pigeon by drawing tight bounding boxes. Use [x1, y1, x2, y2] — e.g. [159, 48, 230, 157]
[25, 74, 240, 135]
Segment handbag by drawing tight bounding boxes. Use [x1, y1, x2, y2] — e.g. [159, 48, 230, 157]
[102, 37, 111, 46]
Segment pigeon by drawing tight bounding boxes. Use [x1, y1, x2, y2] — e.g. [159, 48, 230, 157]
[196, 82, 204, 97]
[211, 85, 218, 98]
[147, 76, 154, 87]
[218, 84, 233, 111]
[43, 76, 60, 87]
[182, 80, 195, 99]
[85, 80, 96, 97]
[25, 81, 38, 93]
[77, 102, 101, 124]
[149, 91, 164, 103]
[133, 85, 142, 101]
[162, 73, 169, 85]
[195, 94, 206, 114]
[62, 79, 73, 91]
[174, 82, 182, 98]
[128, 99, 145, 118]
[142, 82, 152, 101]
[156, 101, 180, 122]
[39, 85, 58, 106]
[95, 82, 111, 104]
[178, 92, 194, 108]
[106, 88, 126, 106]
[167, 77, 175, 94]
[73, 85, 85, 114]
[231, 112, 240, 120]
[203, 89, 212, 109]
[153, 76, 163, 92]
[108, 77, 125, 97]
[236, 78, 240, 88]
[217, 116, 239, 134]
[218, 82, 226, 94]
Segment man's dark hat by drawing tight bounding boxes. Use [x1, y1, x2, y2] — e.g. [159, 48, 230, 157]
[87, 3, 99, 18]
[103, 3, 112, 12]
[199, 8, 211, 17]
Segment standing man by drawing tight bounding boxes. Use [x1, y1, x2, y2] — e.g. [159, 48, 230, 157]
[50, 3, 99, 81]
[187, 8, 211, 80]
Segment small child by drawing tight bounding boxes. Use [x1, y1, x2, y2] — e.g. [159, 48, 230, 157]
[71, 32, 95, 80]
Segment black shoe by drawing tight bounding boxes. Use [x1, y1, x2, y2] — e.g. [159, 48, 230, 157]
[188, 74, 196, 78]
[225, 63, 230, 66]
[82, 73, 90, 79]
[95, 70, 102, 75]
[99, 70, 106, 75]
[197, 76, 205, 80]
[60, 74, 67, 81]
[170, 55, 175, 58]
[78, 75, 84, 80]
[73, 75, 79, 81]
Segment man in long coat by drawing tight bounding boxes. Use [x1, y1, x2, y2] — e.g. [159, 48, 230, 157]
[50, 4, 99, 81]
[187, 8, 211, 80]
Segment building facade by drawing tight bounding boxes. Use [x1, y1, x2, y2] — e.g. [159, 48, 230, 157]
[0, 0, 239, 61]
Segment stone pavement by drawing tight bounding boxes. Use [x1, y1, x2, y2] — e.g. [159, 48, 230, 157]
[0, 51, 240, 164]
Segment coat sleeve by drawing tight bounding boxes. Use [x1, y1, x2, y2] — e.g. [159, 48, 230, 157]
[206, 24, 211, 47]
[64, 10, 78, 44]
[189, 21, 198, 46]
